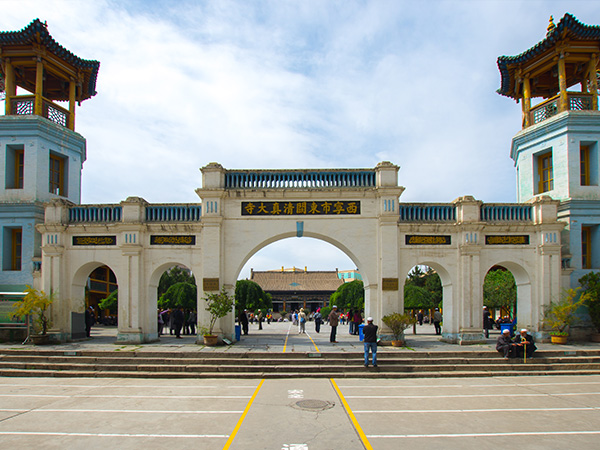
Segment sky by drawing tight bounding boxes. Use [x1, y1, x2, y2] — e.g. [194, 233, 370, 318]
[1, 0, 597, 279]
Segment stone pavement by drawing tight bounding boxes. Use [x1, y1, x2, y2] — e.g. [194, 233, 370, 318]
[2, 320, 598, 355]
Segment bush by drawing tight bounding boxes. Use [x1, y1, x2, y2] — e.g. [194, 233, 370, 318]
[382, 312, 416, 340]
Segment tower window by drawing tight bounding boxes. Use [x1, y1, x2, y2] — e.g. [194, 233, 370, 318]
[3, 227, 22, 271]
[537, 152, 553, 193]
[49, 153, 66, 196]
[5, 145, 24, 189]
[582, 226, 592, 269]
[581, 145, 590, 186]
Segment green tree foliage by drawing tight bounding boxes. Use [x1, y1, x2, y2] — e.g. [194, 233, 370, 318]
[404, 266, 442, 310]
[158, 266, 196, 297]
[203, 287, 235, 335]
[483, 268, 516, 311]
[235, 279, 272, 313]
[329, 280, 364, 311]
[159, 282, 197, 310]
[579, 271, 600, 333]
[403, 284, 434, 310]
[98, 289, 118, 314]
[12, 286, 54, 335]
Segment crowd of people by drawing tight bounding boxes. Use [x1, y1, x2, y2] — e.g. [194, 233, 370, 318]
[157, 308, 197, 338]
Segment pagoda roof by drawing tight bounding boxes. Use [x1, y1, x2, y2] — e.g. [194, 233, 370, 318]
[250, 270, 344, 292]
[497, 13, 600, 99]
[0, 19, 99, 101]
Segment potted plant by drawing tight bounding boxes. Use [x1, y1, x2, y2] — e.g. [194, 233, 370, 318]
[12, 285, 55, 345]
[579, 272, 600, 342]
[543, 287, 585, 344]
[382, 312, 416, 346]
[202, 287, 235, 346]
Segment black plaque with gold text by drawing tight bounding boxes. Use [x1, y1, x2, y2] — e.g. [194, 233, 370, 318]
[242, 201, 360, 216]
[485, 235, 530, 245]
[73, 236, 116, 246]
[405, 235, 451, 245]
[150, 235, 196, 245]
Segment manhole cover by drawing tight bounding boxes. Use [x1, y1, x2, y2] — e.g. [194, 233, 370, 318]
[294, 399, 334, 411]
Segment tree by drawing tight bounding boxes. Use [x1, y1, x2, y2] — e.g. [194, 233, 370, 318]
[329, 280, 364, 311]
[12, 286, 54, 335]
[579, 271, 600, 333]
[98, 290, 118, 314]
[235, 279, 272, 313]
[203, 287, 235, 336]
[159, 282, 197, 310]
[483, 268, 516, 313]
[158, 266, 196, 297]
[404, 284, 434, 310]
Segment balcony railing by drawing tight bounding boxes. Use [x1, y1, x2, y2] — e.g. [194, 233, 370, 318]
[69, 206, 122, 223]
[530, 92, 595, 126]
[145, 205, 202, 222]
[225, 169, 376, 189]
[8, 95, 71, 129]
[399, 204, 456, 222]
[480, 204, 532, 222]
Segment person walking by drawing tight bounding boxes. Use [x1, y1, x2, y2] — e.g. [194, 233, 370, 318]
[363, 317, 378, 368]
[258, 310, 264, 330]
[239, 309, 249, 335]
[348, 309, 355, 335]
[329, 306, 339, 343]
[433, 308, 443, 335]
[298, 308, 307, 333]
[84, 306, 95, 338]
[352, 310, 362, 336]
[314, 309, 322, 333]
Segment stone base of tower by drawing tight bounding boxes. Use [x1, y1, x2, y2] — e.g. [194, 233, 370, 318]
[116, 330, 159, 344]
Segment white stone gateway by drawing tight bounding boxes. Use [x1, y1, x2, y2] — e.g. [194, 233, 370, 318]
[38, 161, 563, 344]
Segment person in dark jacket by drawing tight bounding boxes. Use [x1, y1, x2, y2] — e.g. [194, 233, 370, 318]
[496, 329, 515, 358]
[84, 306, 95, 338]
[513, 328, 537, 358]
[483, 306, 493, 338]
[314, 309, 322, 333]
[363, 317, 378, 367]
[239, 309, 249, 335]
[171, 307, 184, 339]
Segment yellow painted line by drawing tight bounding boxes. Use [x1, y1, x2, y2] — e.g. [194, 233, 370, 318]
[330, 378, 373, 450]
[222, 379, 264, 450]
[283, 322, 292, 353]
[305, 331, 320, 353]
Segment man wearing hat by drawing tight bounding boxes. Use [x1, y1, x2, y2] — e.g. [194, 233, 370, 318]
[363, 317, 378, 368]
[496, 328, 515, 359]
[514, 328, 537, 359]
[328, 306, 339, 343]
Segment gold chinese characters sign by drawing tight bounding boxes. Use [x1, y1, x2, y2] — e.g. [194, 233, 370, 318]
[485, 235, 530, 245]
[73, 236, 116, 246]
[242, 201, 360, 216]
[405, 235, 451, 245]
[203, 278, 219, 291]
[150, 235, 196, 245]
[382, 278, 399, 291]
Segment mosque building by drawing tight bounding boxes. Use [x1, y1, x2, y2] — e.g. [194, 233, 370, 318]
[0, 14, 597, 343]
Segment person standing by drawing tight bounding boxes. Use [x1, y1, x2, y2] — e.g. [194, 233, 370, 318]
[353, 310, 362, 336]
[363, 317, 378, 368]
[239, 309, 249, 335]
[298, 308, 307, 334]
[417, 310, 424, 326]
[433, 308, 443, 335]
[483, 306, 492, 338]
[84, 306, 95, 338]
[171, 307, 184, 339]
[314, 309, 322, 333]
[329, 306, 339, 343]
[258, 309, 264, 330]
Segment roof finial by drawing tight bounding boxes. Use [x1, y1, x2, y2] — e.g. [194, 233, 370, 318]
[547, 15, 555, 36]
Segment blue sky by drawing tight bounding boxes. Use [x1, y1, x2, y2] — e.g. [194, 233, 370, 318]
[1, 1, 598, 278]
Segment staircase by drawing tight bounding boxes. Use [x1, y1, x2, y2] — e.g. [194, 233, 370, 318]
[1, 349, 600, 378]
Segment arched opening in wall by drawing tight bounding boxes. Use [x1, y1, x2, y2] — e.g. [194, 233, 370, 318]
[237, 237, 362, 324]
[403, 265, 443, 336]
[483, 265, 517, 336]
[154, 265, 197, 340]
[87, 265, 118, 327]
[70, 263, 119, 340]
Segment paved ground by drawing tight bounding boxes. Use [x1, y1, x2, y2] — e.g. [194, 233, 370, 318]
[2, 320, 598, 354]
[2, 322, 600, 449]
[1, 375, 599, 449]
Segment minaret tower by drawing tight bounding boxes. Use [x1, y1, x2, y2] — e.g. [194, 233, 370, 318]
[0, 20, 99, 294]
[497, 14, 600, 289]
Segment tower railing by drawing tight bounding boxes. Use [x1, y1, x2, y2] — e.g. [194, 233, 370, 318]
[530, 92, 595, 126]
[224, 169, 376, 189]
[480, 204, 532, 222]
[8, 95, 71, 129]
